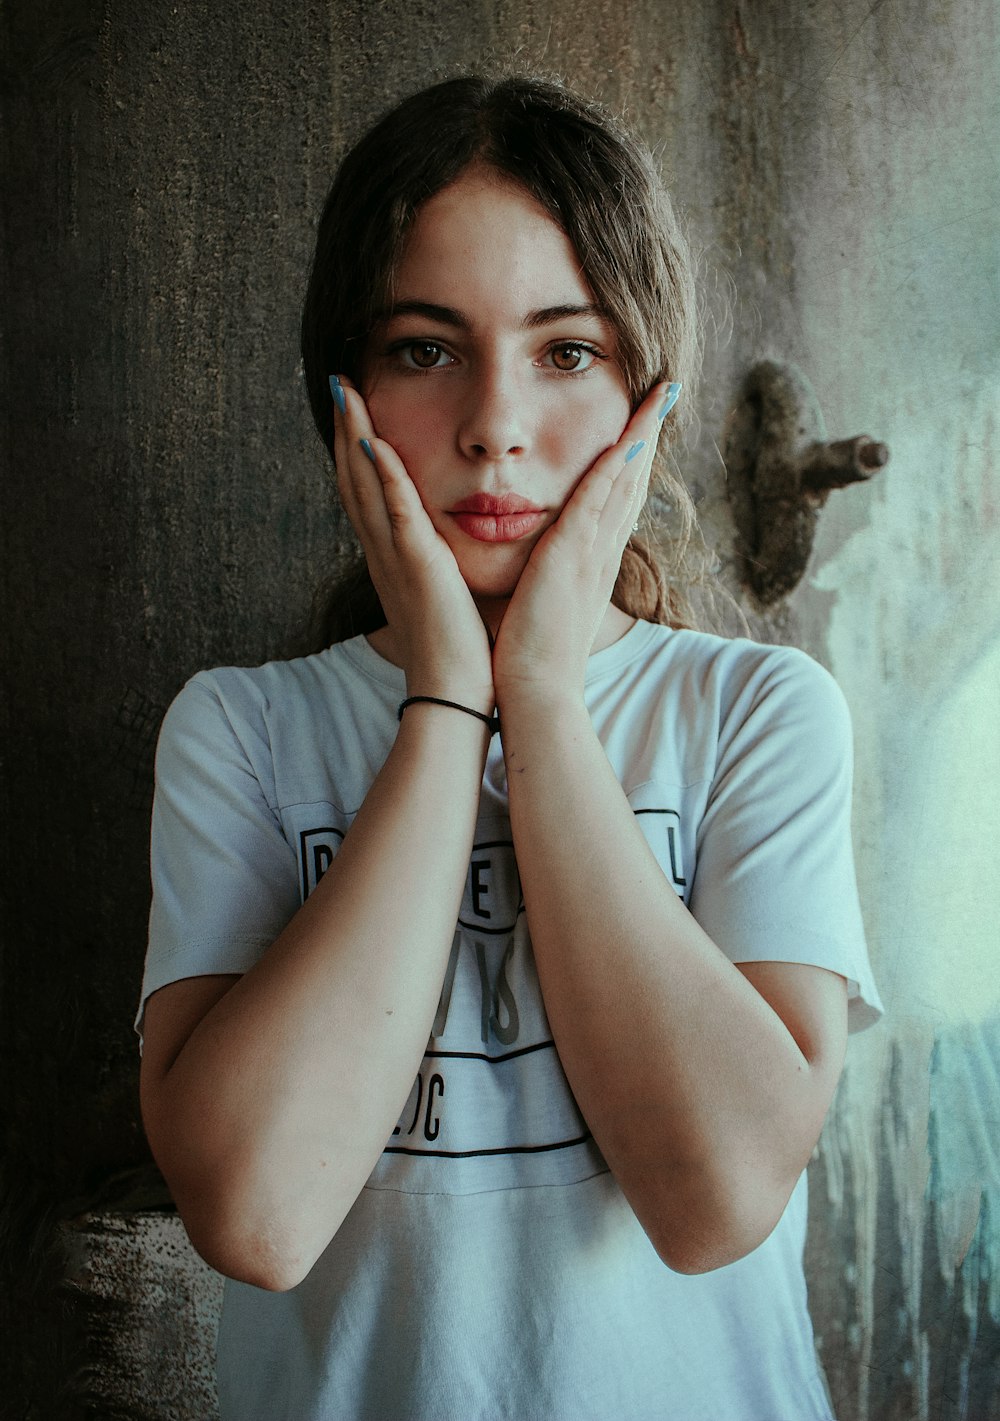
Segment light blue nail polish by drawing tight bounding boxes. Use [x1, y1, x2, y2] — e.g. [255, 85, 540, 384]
[360, 438, 376, 463]
[625, 440, 646, 463]
[329, 374, 347, 416]
[658, 382, 682, 420]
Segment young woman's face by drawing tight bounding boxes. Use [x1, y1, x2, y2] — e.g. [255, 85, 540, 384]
[361, 168, 633, 611]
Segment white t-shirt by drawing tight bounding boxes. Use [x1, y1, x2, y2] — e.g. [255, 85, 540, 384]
[139, 620, 883, 1421]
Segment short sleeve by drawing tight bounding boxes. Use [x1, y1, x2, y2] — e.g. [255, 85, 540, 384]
[688, 648, 883, 1033]
[136, 673, 301, 1043]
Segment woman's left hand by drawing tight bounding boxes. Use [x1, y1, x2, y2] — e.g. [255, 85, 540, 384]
[492, 381, 669, 705]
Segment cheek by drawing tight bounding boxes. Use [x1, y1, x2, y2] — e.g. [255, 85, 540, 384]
[364, 385, 448, 489]
[592, 380, 634, 442]
[545, 390, 632, 483]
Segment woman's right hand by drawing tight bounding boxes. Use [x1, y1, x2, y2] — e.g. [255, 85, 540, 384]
[331, 375, 494, 711]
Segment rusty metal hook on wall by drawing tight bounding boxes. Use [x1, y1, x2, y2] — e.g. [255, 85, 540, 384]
[724, 361, 889, 605]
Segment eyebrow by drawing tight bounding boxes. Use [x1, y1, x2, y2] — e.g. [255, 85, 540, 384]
[376, 299, 609, 331]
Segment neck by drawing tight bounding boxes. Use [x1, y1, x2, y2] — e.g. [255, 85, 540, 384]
[474, 594, 509, 643]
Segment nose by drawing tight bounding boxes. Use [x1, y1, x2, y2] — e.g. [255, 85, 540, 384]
[458, 363, 529, 461]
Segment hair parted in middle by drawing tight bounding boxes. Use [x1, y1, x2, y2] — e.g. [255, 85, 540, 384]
[301, 68, 717, 643]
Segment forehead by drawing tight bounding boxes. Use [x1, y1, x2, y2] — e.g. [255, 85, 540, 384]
[394, 170, 596, 314]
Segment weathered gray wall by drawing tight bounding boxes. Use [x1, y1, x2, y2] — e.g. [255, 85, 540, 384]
[3, 0, 998, 1416]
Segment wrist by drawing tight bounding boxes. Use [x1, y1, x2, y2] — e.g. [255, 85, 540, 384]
[394, 696, 493, 760]
[398, 695, 499, 737]
[372, 627, 493, 715]
[494, 678, 588, 722]
[404, 676, 495, 719]
[497, 687, 595, 776]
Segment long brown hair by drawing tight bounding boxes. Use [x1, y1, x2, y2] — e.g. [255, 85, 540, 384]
[301, 69, 714, 644]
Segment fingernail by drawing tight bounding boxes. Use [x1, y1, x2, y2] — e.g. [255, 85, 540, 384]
[625, 441, 646, 463]
[658, 382, 682, 420]
[329, 374, 347, 416]
[360, 438, 376, 463]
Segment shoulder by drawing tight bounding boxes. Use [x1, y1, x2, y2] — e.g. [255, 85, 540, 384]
[161, 642, 365, 744]
[630, 622, 851, 747]
[176, 643, 356, 712]
[648, 621, 840, 689]
[153, 646, 348, 797]
[156, 638, 400, 814]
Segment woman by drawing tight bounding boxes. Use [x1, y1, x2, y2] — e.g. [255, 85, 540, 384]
[137, 71, 882, 1420]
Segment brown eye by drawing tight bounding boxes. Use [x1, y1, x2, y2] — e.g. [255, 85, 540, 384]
[408, 342, 445, 368]
[547, 343, 598, 372]
[552, 344, 583, 370]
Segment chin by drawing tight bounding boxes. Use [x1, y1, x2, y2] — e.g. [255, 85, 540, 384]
[456, 548, 528, 602]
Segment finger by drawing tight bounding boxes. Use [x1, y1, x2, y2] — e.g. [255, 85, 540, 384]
[606, 382, 677, 541]
[617, 434, 658, 541]
[558, 381, 666, 544]
[657, 381, 682, 421]
[606, 449, 652, 551]
[329, 372, 358, 473]
[358, 434, 440, 553]
[332, 380, 398, 543]
[329, 374, 368, 533]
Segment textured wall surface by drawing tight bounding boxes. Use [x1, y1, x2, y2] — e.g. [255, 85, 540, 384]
[745, 8, 1000, 1419]
[60, 1211, 224, 1419]
[3, 0, 998, 1416]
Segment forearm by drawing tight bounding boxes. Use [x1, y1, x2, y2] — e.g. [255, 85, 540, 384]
[500, 688, 843, 1272]
[148, 707, 489, 1288]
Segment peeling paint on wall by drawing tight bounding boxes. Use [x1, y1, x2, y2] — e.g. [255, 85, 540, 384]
[802, 4, 1000, 1409]
[61, 1212, 224, 1418]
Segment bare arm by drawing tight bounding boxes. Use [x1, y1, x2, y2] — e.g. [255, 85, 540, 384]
[492, 384, 848, 1273]
[141, 380, 494, 1291]
[499, 687, 846, 1275]
[141, 705, 489, 1291]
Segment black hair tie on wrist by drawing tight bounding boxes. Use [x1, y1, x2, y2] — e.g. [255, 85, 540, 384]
[398, 695, 500, 736]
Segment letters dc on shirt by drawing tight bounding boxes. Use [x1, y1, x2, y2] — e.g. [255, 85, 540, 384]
[295, 806, 686, 1169]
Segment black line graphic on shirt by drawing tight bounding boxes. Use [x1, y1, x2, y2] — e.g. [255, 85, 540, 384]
[634, 808, 687, 890]
[298, 810, 684, 1159]
[299, 825, 345, 902]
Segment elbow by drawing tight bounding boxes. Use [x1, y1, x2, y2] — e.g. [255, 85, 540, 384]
[636, 1170, 796, 1277]
[182, 1211, 313, 1293]
[178, 1196, 325, 1292]
[166, 1172, 333, 1293]
[652, 1221, 771, 1276]
[142, 1098, 343, 1290]
[146, 1129, 345, 1291]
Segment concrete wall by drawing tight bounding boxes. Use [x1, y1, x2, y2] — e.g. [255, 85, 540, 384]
[3, 0, 998, 1415]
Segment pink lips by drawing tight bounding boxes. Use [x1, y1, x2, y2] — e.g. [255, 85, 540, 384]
[449, 492, 546, 543]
